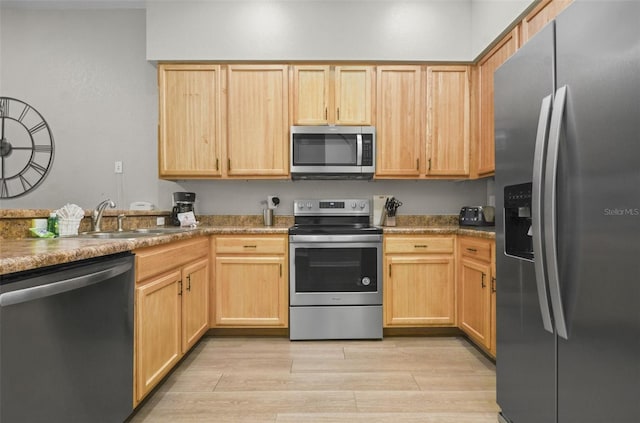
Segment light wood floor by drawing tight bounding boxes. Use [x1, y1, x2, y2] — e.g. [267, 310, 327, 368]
[129, 336, 498, 423]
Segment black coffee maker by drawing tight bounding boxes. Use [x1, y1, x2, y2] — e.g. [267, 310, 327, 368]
[171, 192, 196, 226]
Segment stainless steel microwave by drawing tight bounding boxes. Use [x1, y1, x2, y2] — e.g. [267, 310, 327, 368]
[290, 126, 376, 179]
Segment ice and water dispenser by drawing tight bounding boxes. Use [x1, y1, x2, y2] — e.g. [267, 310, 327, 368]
[504, 183, 534, 260]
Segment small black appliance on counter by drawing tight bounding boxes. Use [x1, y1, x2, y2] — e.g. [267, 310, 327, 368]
[171, 192, 196, 226]
[459, 206, 495, 227]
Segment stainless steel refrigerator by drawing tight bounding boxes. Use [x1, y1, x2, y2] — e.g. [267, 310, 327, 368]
[494, 1, 640, 422]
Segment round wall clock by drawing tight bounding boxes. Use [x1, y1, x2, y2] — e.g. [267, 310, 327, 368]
[0, 97, 55, 199]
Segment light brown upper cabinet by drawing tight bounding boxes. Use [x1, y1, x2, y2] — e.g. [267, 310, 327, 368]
[226, 64, 289, 177]
[292, 65, 374, 126]
[158, 64, 222, 178]
[521, 0, 573, 45]
[375, 66, 423, 177]
[334, 66, 374, 125]
[426, 66, 470, 177]
[376, 65, 470, 179]
[475, 27, 520, 177]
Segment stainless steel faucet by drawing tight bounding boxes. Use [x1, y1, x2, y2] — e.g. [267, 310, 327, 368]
[92, 199, 116, 231]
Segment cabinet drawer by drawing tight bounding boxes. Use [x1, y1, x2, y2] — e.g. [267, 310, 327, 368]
[459, 237, 492, 262]
[215, 236, 287, 255]
[385, 236, 454, 254]
[135, 237, 208, 282]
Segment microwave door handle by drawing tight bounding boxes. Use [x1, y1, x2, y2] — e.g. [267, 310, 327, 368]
[545, 85, 569, 340]
[356, 134, 363, 166]
[532, 94, 554, 334]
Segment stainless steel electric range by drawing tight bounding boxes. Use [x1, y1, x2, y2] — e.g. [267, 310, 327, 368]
[288, 199, 383, 340]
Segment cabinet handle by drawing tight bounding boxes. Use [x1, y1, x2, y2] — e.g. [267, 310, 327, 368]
[466, 248, 478, 253]
[243, 245, 257, 249]
[428, 158, 432, 171]
[491, 276, 496, 293]
[337, 107, 340, 121]
[389, 265, 392, 278]
[416, 158, 420, 171]
[228, 158, 231, 171]
[215, 158, 219, 171]
[187, 274, 191, 291]
[279, 264, 282, 277]
[325, 107, 328, 120]
[178, 280, 183, 296]
[481, 273, 486, 288]
[414, 244, 428, 248]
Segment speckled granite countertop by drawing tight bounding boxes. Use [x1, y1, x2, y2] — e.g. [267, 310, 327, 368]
[0, 224, 289, 276]
[382, 226, 495, 239]
[0, 223, 494, 276]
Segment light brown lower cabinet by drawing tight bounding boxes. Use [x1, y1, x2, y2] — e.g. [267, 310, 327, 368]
[457, 236, 496, 357]
[383, 236, 456, 327]
[134, 237, 209, 404]
[212, 235, 288, 328]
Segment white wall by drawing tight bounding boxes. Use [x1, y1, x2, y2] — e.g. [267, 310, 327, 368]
[147, 0, 534, 62]
[0, 4, 491, 216]
[471, 0, 532, 59]
[146, 0, 473, 62]
[0, 7, 167, 211]
[175, 179, 488, 216]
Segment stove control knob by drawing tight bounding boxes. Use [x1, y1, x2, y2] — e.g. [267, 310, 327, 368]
[361, 277, 371, 286]
[306, 202, 312, 209]
[359, 202, 366, 209]
[351, 202, 357, 209]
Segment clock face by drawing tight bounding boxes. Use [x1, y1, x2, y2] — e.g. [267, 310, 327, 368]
[0, 97, 55, 199]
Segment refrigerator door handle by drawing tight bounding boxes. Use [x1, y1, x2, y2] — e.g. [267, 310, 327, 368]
[532, 94, 555, 333]
[545, 85, 569, 340]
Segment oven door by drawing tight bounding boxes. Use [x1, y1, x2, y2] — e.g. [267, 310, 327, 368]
[289, 235, 382, 306]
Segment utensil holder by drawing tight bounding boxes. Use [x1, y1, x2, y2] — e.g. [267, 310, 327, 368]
[263, 209, 273, 226]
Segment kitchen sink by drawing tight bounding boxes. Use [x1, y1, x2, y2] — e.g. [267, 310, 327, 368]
[77, 227, 195, 239]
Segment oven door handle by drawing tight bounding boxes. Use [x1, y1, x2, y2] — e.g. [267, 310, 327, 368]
[291, 241, 381, 249]
[290, 234, 382, 244]
[356, 134, 363, 166]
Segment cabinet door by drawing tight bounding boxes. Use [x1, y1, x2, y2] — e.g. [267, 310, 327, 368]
[181, 258, 209, 353]
[215, 256, 288, 327]
[293, 65, 330, 125]
[476, 28, 519, 176]
[458, 257, 492, 349]
[135, 270, 182, 402]
[158, 64, 221, 178]
[376, 66, 423, 177]
[334, 66, 373, 125]
[226, 65, 289, 177]
[384, 255, 455, 326]
[426, 66, 470, 177]
[521, 0, 573, 44]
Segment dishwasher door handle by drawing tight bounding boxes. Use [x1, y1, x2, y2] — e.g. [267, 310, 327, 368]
[0, 261, 132, 307]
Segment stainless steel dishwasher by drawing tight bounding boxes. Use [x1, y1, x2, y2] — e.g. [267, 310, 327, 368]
[0, 252, 134, 423]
